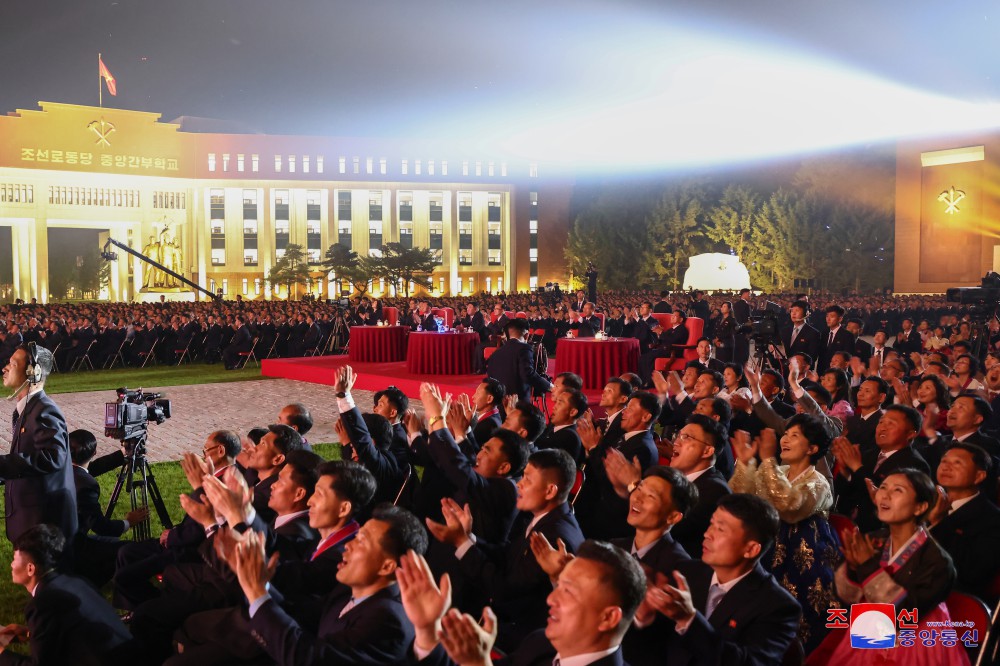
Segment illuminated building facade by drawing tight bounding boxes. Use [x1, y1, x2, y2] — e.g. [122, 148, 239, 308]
[0, 102, 573, 302]
[895, 134, 1000, 293]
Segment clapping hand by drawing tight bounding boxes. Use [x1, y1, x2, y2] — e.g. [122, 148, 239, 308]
[830, 436, 863, 474]
[529, 532, 573, 580]
[178, 491, 216, 528]
[425, 498, 473, 548]
[234, 530, 277, 604]
[420, 383, 450, 422]
[731, 430, 758, 466]
[439, 607, 498, 666]
[839, 527, 876, 570]
[181, 452, 212, 491]
[334, 365, 357, 395]
[757, 428, 778, 460]
[644, 571, 697, 624]
[891, 377, 911, 406]
[651, 370, 670, 397]
[577, 411, 601, 453]
[203, 468, 252, 527]
[397, 550, 452, 652]
[402, 409, 425, 436]
[604, 447, 642, 497]
[448, 394, 474, 440]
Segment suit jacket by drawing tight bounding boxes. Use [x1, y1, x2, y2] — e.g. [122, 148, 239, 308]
[73, 466, 126, 538]
[249, 583, 414, 666]
[340, 406, 405, 506]
[472, 410, 502, 449]
[427, 429, 519, 545]
[576, 431, 658, 540]
[459, 502, 585, 641]
[661, 560, 800, 666]
[930, 493, 1000, 602]
[779, 323, 821, 365]
[844, 410, 883, 453]
[226, 325, 252, 352]
[420, 630, 625, 666]
[460, 311, 489, 342]
[1, 391, 77, 543]
[0, 572, 138, 666]
[657, 324, 690, 354]
[486, 338, 551, 401]
[612, 531, 690, 577]
[732, 299, 752, 325]
[535, 424, 585, 467]
[895, 328, 922, 356]
[819, 326, 855, 371]
[671, 468, 731, 560]
[834, 445, 930, 532]
[852, 337, 873, 365]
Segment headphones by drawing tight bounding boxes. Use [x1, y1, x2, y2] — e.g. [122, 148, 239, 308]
[25, 342, 42, 385]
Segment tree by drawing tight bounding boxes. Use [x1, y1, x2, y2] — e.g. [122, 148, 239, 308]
[641, 184, 710, 290]
[75, 245, 110, 299]
[378, 243, 438, 297]
[49, 261, 74, 300]
[267, 244, 312, 299]
[342, 255, 379, 297]
[564, 188, 654, 290]
[753, 189, 832, 290]
[705, 185, 766, 283]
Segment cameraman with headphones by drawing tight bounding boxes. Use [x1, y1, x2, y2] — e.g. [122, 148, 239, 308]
[1, 343, 77, 545]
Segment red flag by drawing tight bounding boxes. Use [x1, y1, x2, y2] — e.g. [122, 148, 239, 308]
[99, 56, 117, 96]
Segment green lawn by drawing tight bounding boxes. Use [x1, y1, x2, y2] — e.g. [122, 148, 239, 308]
[44, 362, 270, 395]
[0, 442, 341, 629]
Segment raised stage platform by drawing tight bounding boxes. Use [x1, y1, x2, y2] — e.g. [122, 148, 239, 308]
[261, 355, 607, 415]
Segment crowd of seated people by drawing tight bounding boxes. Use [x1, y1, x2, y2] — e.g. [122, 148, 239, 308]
[4, 291, 1000, 663]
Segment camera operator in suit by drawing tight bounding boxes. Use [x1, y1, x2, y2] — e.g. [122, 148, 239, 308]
[0, 343, 77, 545]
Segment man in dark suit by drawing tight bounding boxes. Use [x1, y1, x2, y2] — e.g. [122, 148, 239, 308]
[845, 318, 872, 366]
[222, 315, 253, 369]
[612, 466, 695, 574]
[819, 305, 854, 372]
[572, 302, 602, 338]
[238, 505, 427, 666]
[638, 309, 691, 387]
[1, 525, 139, 665]
[470, 378, 505, 446]
[895, 317, 922, 356]
[653, 290, 673, 313]
[779, 300, 821, 364]
[0, 343, 77, 545]
[485, 318, 551, 401]
[459, 302, 489, 342]
[844, 376, 887, 453]
[575, 391, 660, 540]
[427, 448, 586, 651]
[0, 322, 23, 368]
[832, 404, 931, 532]
[623, 302, 659, 353]
[411, 301, 439, 331]
[536, 388, 587, 466]
[597, 378, 632, 448]
[633, 494, 800, 666]
[915, 394, 1000, 471]
[402, 540, 647, 666]
[372, 385, 413, 470]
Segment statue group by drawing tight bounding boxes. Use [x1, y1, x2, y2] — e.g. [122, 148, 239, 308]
[142, 224, 183, 290]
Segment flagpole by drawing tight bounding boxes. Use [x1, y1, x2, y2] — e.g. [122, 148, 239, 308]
[98, 53, 103, 108]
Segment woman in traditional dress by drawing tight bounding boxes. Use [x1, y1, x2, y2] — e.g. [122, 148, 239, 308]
[808, 468, 968, 665]
[730, 414, 839, 652]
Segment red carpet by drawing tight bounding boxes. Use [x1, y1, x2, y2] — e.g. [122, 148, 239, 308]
[261, 355, 607, 416]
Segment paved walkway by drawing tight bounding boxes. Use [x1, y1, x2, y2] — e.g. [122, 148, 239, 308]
[2, 379, 395, 463]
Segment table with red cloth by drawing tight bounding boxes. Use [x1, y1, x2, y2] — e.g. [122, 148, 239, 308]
[406, 331, 480, 375]
[349, 325, 407, 363]
[555, 337, 640, 390]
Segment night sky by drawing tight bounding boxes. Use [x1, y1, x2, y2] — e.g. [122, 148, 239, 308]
[1, 0, 996, 138]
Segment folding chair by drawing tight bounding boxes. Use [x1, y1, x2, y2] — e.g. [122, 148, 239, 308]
[393, 464, 414, 506]
[138, 339, 159, 368]
[173, 339, 193, 365]
[236, 337, 261, 369]
[570, 467, 585, 506]
[104, 338, 128, 369]
[48, 342, 62, 373]
[69, 340, 96, 372]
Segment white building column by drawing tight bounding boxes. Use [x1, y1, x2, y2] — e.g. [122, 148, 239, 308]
[10, 217, 49, 303]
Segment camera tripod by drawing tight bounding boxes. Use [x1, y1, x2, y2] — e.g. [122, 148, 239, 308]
[105, 435, 173, 541]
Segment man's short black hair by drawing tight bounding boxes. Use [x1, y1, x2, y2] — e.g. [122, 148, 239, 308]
[716, 493, 780, 556]
[562, 389, 588, 421]
[371, 504, 429, 559]
[361, 413, 394, 452]
[674, 309, 687, 322]
[480, 378, 506, 407]
[528, 448, 577, 503]
[701, 397, 732, 428]
[955, 392, 994, 422]
[884, 403, 923, 433]
[69, 429, 98, 465]
[317, 460, 377, 517]
[513, 399, 547, 443]
[945, 442, 993, 478]
[211, 430, 243, 459]
[282, 403, 314, 436]
[629, 391, 661, 425]
[643, 466, 699, 518]
[267, 424, 304, 456]
[14, 524, 64, 573]
[373, 386, 409, 418]
[575, 541, 647, 624]
[761, 368, 785, 391]
[284, 449, 323, 499]
[247, 427, 269, 446]
[605, 377, 634, 400]
[685, 414, 725, 460]
[790, 300, 810, 313]
[861, 376, 890, 401]
[620, 373, 643, 391]
[802, 382, 832, 409]
[825, 305, 845, 317]
[699, 369, 724, 391]
[491, 429, 531, 477]
[554, 372, 584, 392]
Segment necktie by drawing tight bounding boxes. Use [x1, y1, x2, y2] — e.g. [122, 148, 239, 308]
[706, 583, 725, 618]
[11, 409, 19, 437]
[828, 330, 834, 346]
[875, 349, 882, 365]
[874, 452, 889, 473]
[792, 326, 801, 345]
[339, 598, 356, 618]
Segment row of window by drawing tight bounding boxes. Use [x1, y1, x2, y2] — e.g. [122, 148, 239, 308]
[204, 275, 508, 297]
[153, 191, 186, 209]
[206, 153, 538, 178]
[49, 186, 140, 208]
[0, 184, 33, 204]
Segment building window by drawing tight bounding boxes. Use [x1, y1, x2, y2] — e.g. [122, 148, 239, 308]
[429, 192, 444, 222]
[530, 276, 538, 289]
[401, 159, 408, 175]
[307, 190, 321, 221]
[468, 277, 474, 293]
[415, 160, 422, 175]
[488, 249, 501, 265]
[428, 160, 435, 175]
[244, 248, 258, 266]
[255, 278, 261, 295]
[303, 155, 310, 173]
[379, 158, 387, 175]
[274, 155, 282, 172]
[243, 189, 258, 220]
[288, 155, 296, 173]
[429, 221, 443, 252]
[441, 160, 448, 176]
[210, 279, 216, 293]
[317, 156, 324, 173]
[369, 220, 383, 250]
[222, 154, 230, 172]
[398, 191, 413, 221]
[459, 249, 472, 265]
[237, 154, 245, 172]
[529, 162, 538, 178]
[486, 277, 492, 293]
[475, 161, 482, 176]
[242, 278, 248, 295]
[529, 248, 538, 261]
[208, 153, 216, 171]
[439, 277, 445, 293]
[252, 154, 259, 172]
[339, 157, 346, 174]
[497, 277, 503, 292]
[501, 162, 507, 177]
[487, 161, 494, 177]
[338, 190, 352, 219]
[211, 249, 225, 265]
[458, 192, 472, 222]
[338, 220, 352, 249]
[462, 160, 469, 176]
[369, 191, 383, 220]
[353, 156, 360, 174]
[399, 222, 413, 249]
[222, 279, 228, 295]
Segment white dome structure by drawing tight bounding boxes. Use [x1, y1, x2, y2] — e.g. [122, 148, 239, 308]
[682, 253, 752, 292]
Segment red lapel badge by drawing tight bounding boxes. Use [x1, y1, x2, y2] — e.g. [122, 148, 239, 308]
[729, 619, 737, 628]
